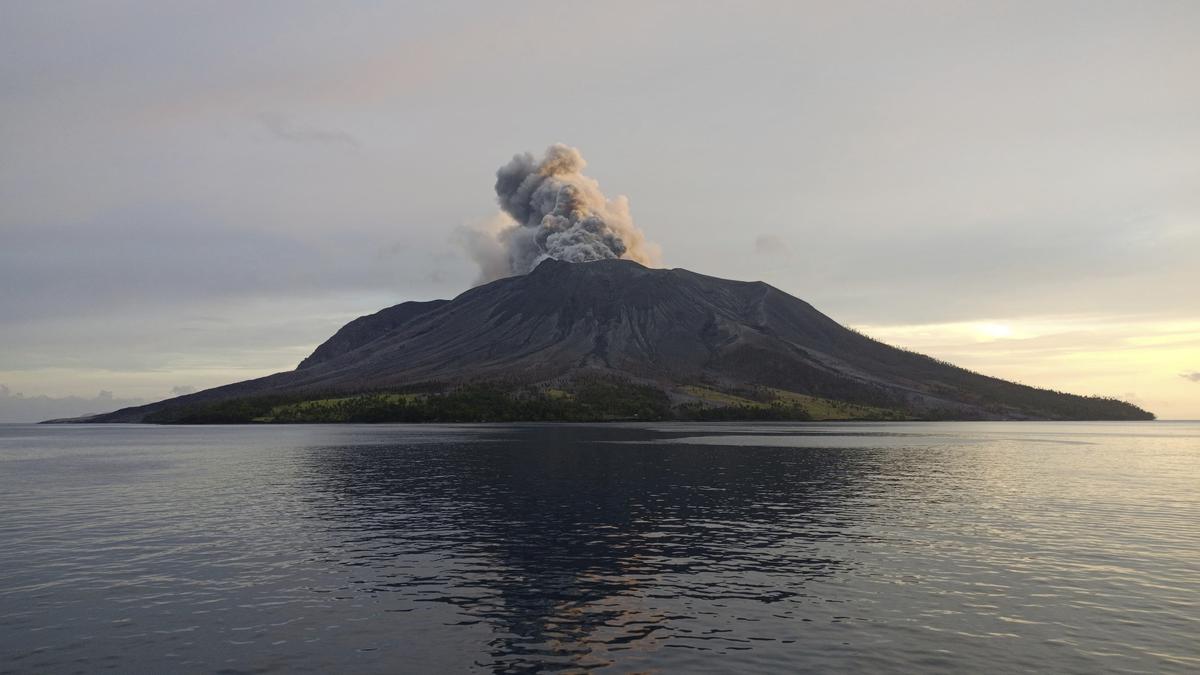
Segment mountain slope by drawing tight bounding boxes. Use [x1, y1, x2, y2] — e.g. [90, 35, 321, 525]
[296, 299, 448, 369]
[84, 259, 1152, 422]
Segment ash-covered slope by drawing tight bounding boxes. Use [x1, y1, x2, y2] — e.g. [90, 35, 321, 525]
[296, 299, 448, 370]
[86, 259, 1151, 422]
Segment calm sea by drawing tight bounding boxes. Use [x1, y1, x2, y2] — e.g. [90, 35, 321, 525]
[1, 422, 1197, 673]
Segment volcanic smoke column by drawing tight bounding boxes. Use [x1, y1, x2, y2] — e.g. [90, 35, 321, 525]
[467, 144, 661, 283]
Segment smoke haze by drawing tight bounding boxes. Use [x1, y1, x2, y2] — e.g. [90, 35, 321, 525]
[467, 144, 660, 283]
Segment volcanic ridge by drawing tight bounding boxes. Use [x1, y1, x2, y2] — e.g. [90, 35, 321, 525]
[79, 259, 1152, 423]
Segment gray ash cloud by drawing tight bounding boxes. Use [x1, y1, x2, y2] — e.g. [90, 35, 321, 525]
[465, 144, 659, 283]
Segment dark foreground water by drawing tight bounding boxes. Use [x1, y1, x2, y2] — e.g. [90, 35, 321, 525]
[1, 422, 1197, 674]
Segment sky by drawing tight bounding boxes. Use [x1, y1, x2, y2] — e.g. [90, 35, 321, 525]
[1, 1, 1197, 421]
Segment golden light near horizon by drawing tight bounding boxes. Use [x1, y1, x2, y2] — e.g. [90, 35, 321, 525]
[857, 316, 1200, 419]
[975, 323, 1014, 340]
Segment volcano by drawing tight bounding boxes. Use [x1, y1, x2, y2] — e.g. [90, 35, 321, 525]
[82, 259, 1151, 422]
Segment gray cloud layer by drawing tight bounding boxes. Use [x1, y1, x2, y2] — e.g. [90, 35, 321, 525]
[258, 112, 360, 147]
[1, 2, 1197, 409]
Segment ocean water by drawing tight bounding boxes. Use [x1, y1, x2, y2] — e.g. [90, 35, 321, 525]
[0, 421, 1197, 674]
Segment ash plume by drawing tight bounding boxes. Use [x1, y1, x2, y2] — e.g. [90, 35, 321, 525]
[465, 144, 660, 283]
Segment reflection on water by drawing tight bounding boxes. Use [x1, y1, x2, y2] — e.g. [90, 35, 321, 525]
[1, 422, 1198, 673]
[306, 426, 869, 670]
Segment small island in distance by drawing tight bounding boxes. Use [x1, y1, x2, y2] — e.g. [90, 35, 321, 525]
[62, 258, 1152, 424]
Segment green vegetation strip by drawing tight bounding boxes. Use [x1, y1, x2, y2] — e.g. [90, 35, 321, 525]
[678, 385, 906, 421]
[144, 378, 912, 425]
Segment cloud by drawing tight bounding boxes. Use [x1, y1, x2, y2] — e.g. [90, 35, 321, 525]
[754, 234, 788, 255]
[170, 385, 196, 396]
[0, 385, 145, 423]
[1, 2, 1197, 417]
[257, 112, 360, 147]
[1181, 371, 1200, 382]
[0, 208, 452, 324]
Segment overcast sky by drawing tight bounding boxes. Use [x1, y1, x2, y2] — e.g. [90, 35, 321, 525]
[2, 1, 1198, 420]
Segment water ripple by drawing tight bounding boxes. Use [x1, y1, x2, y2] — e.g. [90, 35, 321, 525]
[0, 421, 1197, 673]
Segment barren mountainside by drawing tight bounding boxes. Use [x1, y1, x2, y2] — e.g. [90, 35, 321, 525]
[84, 259, 1151, 422]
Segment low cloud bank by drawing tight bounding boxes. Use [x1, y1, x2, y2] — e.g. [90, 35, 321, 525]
[0, 385, 145, 423]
